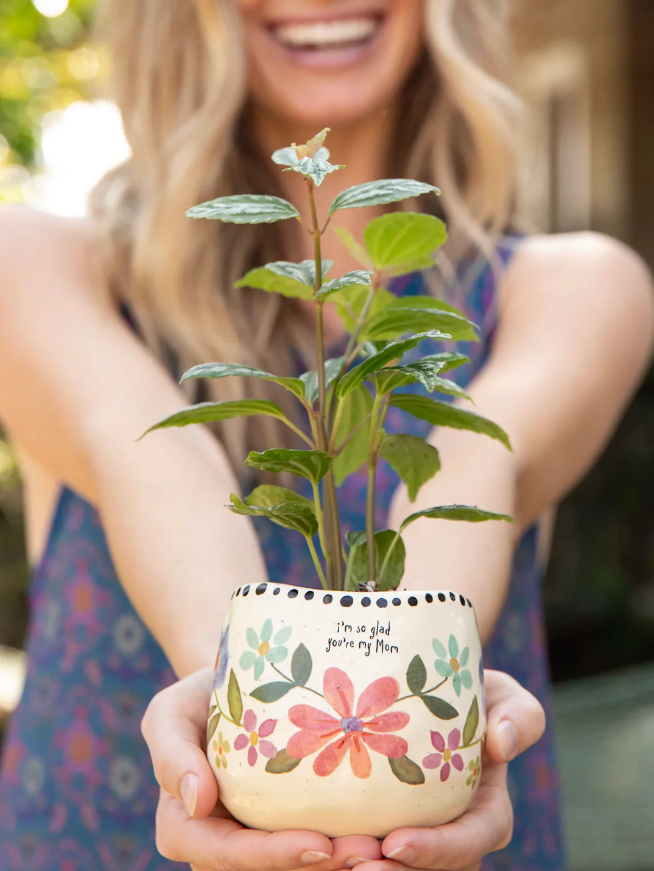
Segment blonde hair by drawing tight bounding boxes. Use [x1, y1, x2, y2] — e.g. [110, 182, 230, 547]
[91, 0, 521, 464]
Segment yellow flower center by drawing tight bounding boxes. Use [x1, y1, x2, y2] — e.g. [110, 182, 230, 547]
[258, 642, 270, 656]
[250, 732, 259, 747]
[450, 658, 460, 672]
[443, 749, 452, 763]
[218, 746, 223, 755]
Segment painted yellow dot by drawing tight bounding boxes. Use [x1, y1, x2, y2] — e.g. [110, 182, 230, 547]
[443, 749, 452, 763]
[450, 658, 460, 672]
[250, 732, 259, 747]
[258, 642, 270, 656]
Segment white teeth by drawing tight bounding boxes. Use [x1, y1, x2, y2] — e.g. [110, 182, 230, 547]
[273, 17, 379, 48]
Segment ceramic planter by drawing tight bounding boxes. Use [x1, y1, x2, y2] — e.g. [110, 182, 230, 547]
[207, 582, 486, 838]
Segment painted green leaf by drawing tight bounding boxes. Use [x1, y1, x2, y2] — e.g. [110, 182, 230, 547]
[249, 681, 295, 703]
[389, 755, 425, 785]
[337, 331, 451, 398]
[333, 384, 374, 486]
[187, 194, 300, 224]
[362, 307, 478, 343]
[265, 747, 303, 774]
[400, 504, 513, 533]
[286, 156, 344, 186]
[463, 695, 480, 747]
[406, 654, 427, 695]
[333, 226, 372, 269]
[316, 270, 373, 300]
[364, 213, 447, 274]
[246, 485, 315, 511]
[380, 434, 441, 502]
[245, 449, 333, 484]
[140, 399, 289, 439]
[227, 493, 318, 537]
[290, 643, 312, 686]
[235, 259, 332, 300]
[419, 695, 459, 720]
[390, 395, 512, 450]
[349, 530, 406, 591]
[206, 711, 221, 745]
[329, 179, 440, 216]
[227, 669, 243, 725]
[301, 356, 346, 405]
[180, 362, 305, 402]
[335, 285, 396, 333]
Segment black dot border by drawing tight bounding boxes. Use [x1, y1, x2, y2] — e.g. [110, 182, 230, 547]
[230, 586, 475, 609]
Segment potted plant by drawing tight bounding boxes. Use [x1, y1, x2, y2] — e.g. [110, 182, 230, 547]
[142, 129, 512, 837]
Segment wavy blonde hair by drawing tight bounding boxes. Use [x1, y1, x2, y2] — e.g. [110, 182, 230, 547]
[91, 0, 521, 464]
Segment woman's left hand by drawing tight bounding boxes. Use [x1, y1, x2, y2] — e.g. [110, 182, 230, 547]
[357, 670, 546, 871]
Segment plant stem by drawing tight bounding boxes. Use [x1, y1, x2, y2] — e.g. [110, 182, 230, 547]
[395, 679, 448, 703]
[366, 394, 382, 583]
[306, 179, 343, 590]
[305, 536, 328, 590]
[283, 418, 316, 448]
[377, 531, 401, 589]
[270, 664, 324, 699]
[212, 690, 242, 727]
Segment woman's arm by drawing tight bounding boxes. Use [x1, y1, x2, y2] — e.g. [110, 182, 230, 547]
[390, 232, 654, 640]
[0, 207, 267, 676]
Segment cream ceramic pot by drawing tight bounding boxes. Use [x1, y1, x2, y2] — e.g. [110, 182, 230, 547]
[207, 582, 486, 838]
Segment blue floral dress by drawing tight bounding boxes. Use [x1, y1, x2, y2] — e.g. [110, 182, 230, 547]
[0, 244, 566, 871]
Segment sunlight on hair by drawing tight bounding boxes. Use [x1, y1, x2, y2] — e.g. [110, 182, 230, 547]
[32, 0, 69, 17]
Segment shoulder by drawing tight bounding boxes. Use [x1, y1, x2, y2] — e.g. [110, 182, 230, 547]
[0, 205, 110, 308]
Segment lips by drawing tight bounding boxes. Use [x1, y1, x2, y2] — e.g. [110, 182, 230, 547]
[270, 15, 383, 51]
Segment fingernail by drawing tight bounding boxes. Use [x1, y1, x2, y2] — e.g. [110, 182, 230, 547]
[179, 773, 198, 817]
[346, 859, 368, 868]
[301, 851, 332, 865]
[497, 719, 519, 761]
[387, 846, 415, 862]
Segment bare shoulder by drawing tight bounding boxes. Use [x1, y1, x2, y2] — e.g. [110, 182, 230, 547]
[0, 205, 109, 307]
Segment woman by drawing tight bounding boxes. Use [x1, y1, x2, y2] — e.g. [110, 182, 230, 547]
[0, 0, 651, 869]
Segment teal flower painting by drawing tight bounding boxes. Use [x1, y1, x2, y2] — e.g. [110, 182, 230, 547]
[432, 635, 473, 697]
[239, 620, 291, 680]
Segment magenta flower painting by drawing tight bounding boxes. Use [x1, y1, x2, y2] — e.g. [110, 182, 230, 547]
[423, 728, 464, 782]
[286, 667, 409, 779]
[234, 709, 278, 767]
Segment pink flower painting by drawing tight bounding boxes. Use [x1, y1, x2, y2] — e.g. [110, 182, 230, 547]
[287, 667, 410, 779]
[234, 710, 277, 767]
[423, 728, 464, 781]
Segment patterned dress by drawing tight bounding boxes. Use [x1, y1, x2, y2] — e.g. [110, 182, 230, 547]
[0, 245, 566, 871]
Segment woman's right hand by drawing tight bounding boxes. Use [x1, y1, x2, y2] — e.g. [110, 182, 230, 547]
[141, 667, 384, 871]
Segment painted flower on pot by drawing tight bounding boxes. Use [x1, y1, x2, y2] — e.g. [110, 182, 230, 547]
[467, 756, 481, 789]
[214, 625, 230, 689]
[239, 620, 291, 681]
[212, 732, 230, 769]
[234, 709, 278, 766]
[423, 728, 464, 782]
[287, 667, 409, 779]
[433, 636, 473, 697]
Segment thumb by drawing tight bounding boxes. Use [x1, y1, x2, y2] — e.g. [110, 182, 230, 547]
[483, 669, 546, 763]
[142, 667, 219, 818]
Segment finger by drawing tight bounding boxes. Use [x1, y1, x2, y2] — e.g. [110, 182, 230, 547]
[329, 835, 383, 868]
[155, 791, 334, 871]
[380, 763, 512, 870]
[142, 667, 219, 818]
[483, 669, 546, 762]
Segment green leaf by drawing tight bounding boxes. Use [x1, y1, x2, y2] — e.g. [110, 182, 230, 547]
[368, 369, 415, 394]
[187, 194, 300, 224]
[380, 363, 472, 400]
[385, 295, 468, 318]
[249, 682, 295, 703]
[400, 504, 514, 533]
[271, 147, 299, 167]
[245, 449, 333, 484]
[419, 695, 459, 720]
[301, 356, 346, 405]
[364, 213, 447, 275]
[140, 399, 289, 439]
[333, 226, 372, 269]
[380, 434, 441, 502]
[235, 259, 332, 300]
[286, 156, 344, 186]
[389, 755, 425, 785]
[349, 529, 406, 591]
[335, 285, 396, 333]
[265, 747, 303, 774]
[227, 493, 318, 537]
[333, 384, 374, 486]
[227, 669, 243, 725]
[290, 643, 312, 686]
[362, 307, 478, 343]
[463, 696, 480, 747]
[180, 362, 306, 402]
[246, 485, 315, 511]
[206, 711, 221, 745]
[337, 331, 451, 398]
[406, 654, 427, 695]
[329, 179, 440, 216]
[421, 351, 470, 374]
[390, 395, 512, 449]
[316, 270, 373, 300]
[305, 127, 331, 156]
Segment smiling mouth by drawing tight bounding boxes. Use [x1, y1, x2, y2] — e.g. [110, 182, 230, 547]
[268, 14, 385, 53]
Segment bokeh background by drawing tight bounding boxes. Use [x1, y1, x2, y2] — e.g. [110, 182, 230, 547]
[0, 1, 653, 869]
